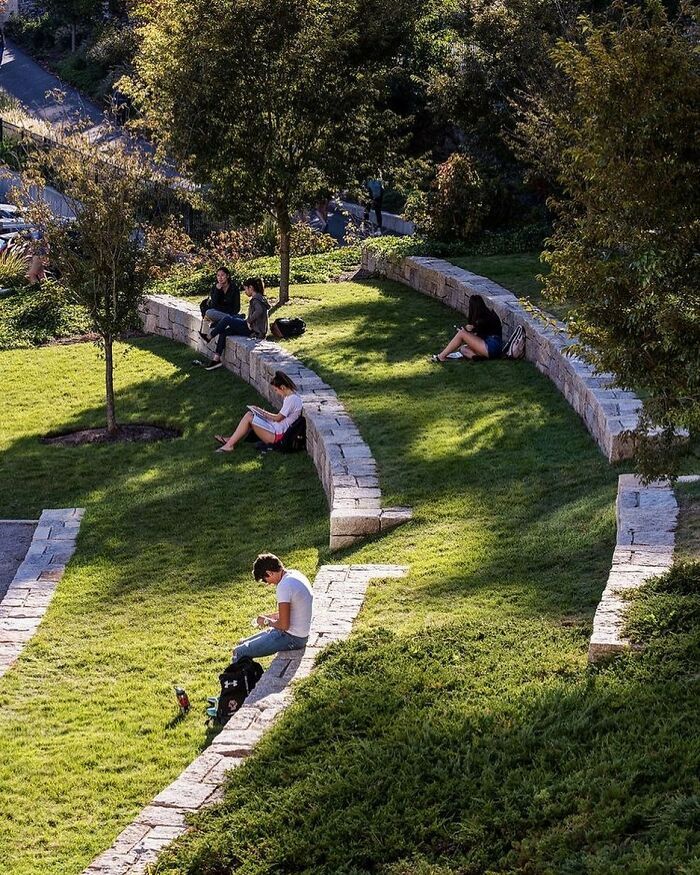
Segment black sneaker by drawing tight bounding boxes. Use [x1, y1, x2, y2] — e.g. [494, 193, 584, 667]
[205, 361, 223, 371]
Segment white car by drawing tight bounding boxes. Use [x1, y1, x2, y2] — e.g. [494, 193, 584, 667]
[0, 204, 34, 234]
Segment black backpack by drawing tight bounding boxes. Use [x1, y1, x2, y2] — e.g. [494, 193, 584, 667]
[276, 415, 307, 453]
[215, 657, 264, 724]
[271, 317, 306, 339]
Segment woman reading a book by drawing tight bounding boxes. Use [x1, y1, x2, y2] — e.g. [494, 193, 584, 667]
[431, 294, 503, 362]
[214, 371, 303, 453]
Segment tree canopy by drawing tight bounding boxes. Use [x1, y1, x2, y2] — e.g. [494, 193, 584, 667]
[128, 0, 426, 303]
[527, 2, 700, 476]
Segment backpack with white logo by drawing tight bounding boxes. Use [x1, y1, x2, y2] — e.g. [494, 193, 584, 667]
[214, 657, 264, 724]
[503, 325, 526, 359]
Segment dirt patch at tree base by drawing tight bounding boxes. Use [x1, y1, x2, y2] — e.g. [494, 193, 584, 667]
[42, 424, 181, 447]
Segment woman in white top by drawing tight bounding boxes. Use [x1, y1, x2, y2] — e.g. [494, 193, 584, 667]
[215, 370, 303, 453]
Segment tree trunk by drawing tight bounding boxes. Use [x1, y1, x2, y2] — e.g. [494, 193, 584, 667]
[71, 24, 76, 54]
[105, 334, 118, 434]
[277, 207, 291, 307]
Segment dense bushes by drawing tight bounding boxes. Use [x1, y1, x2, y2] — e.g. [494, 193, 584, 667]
[0, 282, 92, 349]
[363, 224, 549, 263]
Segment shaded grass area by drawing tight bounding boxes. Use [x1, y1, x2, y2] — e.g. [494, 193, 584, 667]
[447, 252, 568, 322]
[0, 338, 328, 874]
[153, 282, 698, 873]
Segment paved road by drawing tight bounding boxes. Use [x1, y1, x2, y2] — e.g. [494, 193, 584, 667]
[0, 521, 36, 601]
[0, 39, 104, 131]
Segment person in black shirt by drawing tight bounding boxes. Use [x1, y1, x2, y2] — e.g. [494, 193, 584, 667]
[198, 266, 241, 337]
[431, 294, 503, 362]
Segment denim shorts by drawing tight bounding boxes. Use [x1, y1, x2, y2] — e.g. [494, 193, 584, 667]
[484, 335, 503, 358]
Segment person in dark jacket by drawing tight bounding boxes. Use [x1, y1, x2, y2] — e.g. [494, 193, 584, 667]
[200, 277, 271, 371]
[431, 294, 503, 362]
[198, 266, 241, 336]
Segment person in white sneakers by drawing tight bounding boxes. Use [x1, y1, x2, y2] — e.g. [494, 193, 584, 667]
[232, 553, 313, 661]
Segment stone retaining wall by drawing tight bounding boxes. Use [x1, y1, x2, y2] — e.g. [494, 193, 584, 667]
[588, 475, 678, 661]
[83, 562, 409, 875]
[0, 508, 84, 678]
[140, 294, 411, 550]
[340, 201, 415, 236]
[363, 250, 642, 462]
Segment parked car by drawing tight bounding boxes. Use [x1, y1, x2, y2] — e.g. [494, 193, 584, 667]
[0, 204, 34, 234]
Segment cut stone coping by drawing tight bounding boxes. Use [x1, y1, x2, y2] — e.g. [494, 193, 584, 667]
[588, 475, 679, 662]
[82, 562, 409, 875]
[140, 294, 412, 550]
[0, 508, 84, 679]
[362, 249, 645, 463]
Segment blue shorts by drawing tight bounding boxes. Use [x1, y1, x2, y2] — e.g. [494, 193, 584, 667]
[484, 335, 503, 358]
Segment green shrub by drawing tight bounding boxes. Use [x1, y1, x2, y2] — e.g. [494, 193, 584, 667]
[5, 14, 58, 51]
[624, 561, 700, 648]
[148, 249, 362, 298]
[363, 224, 549, 263]
[0, 244, 32, 290]
[56, 52, 105, 96]
[0, 282, 92, 350]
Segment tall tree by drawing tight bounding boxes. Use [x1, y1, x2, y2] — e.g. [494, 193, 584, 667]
[524, 2, 700, 477]
[127, 0, 424, 304]
[20, 136, 155, 433]
[45, 0, 102, 53]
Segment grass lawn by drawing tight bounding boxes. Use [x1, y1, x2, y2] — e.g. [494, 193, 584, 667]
[446, 252, 569, 323]
[0, 338, 328, 874]
[3, 278, 697, 873]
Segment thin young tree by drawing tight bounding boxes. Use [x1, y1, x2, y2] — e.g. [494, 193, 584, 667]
[20, 136, 155, 433]
[126, 0, 424, 305]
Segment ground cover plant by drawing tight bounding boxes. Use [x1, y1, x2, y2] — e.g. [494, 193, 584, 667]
[148, 249, 362, 302]
[0, 282, 92, 349]
[151, 280, 700, 873]
[4, 277, 697, 873]
[0, 337, 328, 875]
[149, 283, 700, 875]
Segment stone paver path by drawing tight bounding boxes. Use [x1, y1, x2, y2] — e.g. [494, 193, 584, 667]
[0, 508, 84, 679]
[588, 475, 678, 661]
[0, 519, 37, 601]
[83, 562, 409, 875]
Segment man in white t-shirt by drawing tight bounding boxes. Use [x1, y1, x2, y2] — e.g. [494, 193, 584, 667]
[232, 553, 313, 661]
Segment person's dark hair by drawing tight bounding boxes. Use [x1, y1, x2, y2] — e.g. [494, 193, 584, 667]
[270, 370, 297, 391]
[216, 266, 231, 278]
[467, 294, 490, 324]
[243, 276, 264, 296]
[252, 552, 283, 582]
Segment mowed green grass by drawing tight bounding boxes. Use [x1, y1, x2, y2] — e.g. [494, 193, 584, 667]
[0, 338, 328, 874]
[153, 282, 698, 873]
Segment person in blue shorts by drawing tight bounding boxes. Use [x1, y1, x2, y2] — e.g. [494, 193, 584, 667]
[431, 294, 503, 362]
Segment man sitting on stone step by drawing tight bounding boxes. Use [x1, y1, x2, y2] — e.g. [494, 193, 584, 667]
[233, 553, 313, 661]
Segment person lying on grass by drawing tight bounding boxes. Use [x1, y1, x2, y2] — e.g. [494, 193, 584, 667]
[431, 293, 503, 362]
[215, 370, 302, 453]
[233, 552, 313, 661]
[199, 276, 271, 371]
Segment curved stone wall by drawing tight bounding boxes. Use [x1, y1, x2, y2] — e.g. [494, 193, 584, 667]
[363, 250, 642, 462]
[140, 294, 411, 550]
